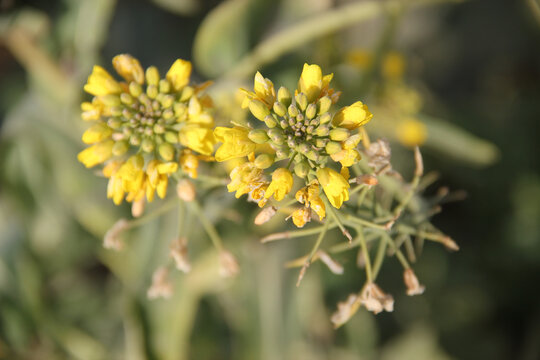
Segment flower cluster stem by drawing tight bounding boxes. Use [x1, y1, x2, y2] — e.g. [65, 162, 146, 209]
[190, 199, 224, 252]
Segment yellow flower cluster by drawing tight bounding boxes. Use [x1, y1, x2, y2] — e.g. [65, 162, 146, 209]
[78, 55, 215, 204]
[214, 64, 373, 227]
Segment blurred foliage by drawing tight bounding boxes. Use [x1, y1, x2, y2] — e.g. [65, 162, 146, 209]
[0, 0, 539, 359]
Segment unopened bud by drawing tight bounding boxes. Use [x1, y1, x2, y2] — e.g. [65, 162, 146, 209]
[101, 94, 121, 107]
[141, 138, 155, 153]
[176, 179, 196, 202]
[264, 114, 277, 128]
[146, 84, 158, 99]
[164, 131, 179, 144]
[249, 99, 270, 121]
[294, 161, 310, 178]
[131, 198, 145, 218]
[154, 123, 165, 134]
[112, 140, 129, 156]
[159, 79, 171, 93]
[145, 66, 160, 86]
[129, 82, 143, 97]
[319, 112, 332, 124]
[180, 86, 194, 102]
[161, 94, 175, 108]
[295, 92, 308, 111]
[254, 153, 274, 169]
[326, 141, 342, 155]
[329, 128, 349, 141]
[297, 142, 310, 154]
[306, 103, 317, 119]
[315, 124, 329, 137]
[318, 96, 332, 114]
[288, 104, 299, 118]
[403, 268, 425, 296]
[158, 143, 175, 161]
[120, 93, 133, 105]
[277, 86, 291, 106]
[254, 206, 277, 225]
[248, 129, 269, 144]
[306, 150, 319, 162]
[273, 102, 287, 117]
[174, 102, 187, 117]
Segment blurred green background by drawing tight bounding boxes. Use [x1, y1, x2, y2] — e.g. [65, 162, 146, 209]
[1, 0, 539, 359]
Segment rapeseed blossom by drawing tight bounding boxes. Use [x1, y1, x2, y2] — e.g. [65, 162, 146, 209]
[214, 63, 372, 227]
[78, 54, 215, 204]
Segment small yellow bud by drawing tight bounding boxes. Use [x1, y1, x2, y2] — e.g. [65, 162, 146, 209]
[325, 141, 342, 155]
[159, 79, 171, 93]
[305, 103, 317, 119]
[165, 131, 179, 144]
[277, 86, 291, 106]
[158, 143, 175, 161]
[100, 94, 121, 107]
[176, 179, 196, 202]
[318, 96, 332, 114]
[249, 99, 270, 121]
[145, 66, 160, 86]
[129, 82, 142, 97]
[146, 84, 158, 99]
[329, 128, 349, 141]
[315, 124, 329, 137]
[264, 114, 277, 128]
[288, 104, 299, 118]
[112, 140, 129, 156]
[112, 54, 144, 84]
[273, 101, 287, 117]
[294, 161, 310, 178]
[254, 153, 274, 169]
[295, 92, 308, 111]
[141, 138, 155, 153]
[248, 129, 269, 144]
[319, 112, 332, 124]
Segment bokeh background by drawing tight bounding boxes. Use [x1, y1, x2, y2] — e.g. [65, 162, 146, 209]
[1, 0, 539, 359]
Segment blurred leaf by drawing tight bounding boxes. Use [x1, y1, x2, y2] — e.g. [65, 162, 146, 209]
[151, 0, 199, 15]
[381, 324, 453, 360]
[193, 0, 251, 77]
[421, 114, 500, 167]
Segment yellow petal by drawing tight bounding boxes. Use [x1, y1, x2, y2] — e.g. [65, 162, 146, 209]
[298, 63, 322, 102]
[84, 66, 122, 96]
[264, 168, 293, 201]
[112, 54, 144, 84]
[77, 140, 114, 168]
[179, 126, 215, 155]
[316, 168, 350, 209]
[82, 123, 112, 144]
[166, 59, 192, 91]
[214, 127, 256, 162]
[332, 101, 373, 130]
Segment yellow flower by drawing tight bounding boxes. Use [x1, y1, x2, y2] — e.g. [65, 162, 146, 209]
[112, 54, 144, 84]
[316, 168, 350, 209]
[81, 123, 112, 144]
[241, 71, 276, 108]
[166, 59, 192, 91]
[297, 63, 334, 103]
[264, 168, 293, 201]
[77, 140, 114, 168]
[332, 101, 373, 130]
[227, 162, 267, 200]
[214, 127, 257, 161]
[330, 134, 362, 167]
[396, 118, 427, 147]
[292, 208, 311, 228]
[179, 126, 215, 156]
[382, 51, 405, 81]
[307, 183, 325, 219]
[179, 150, 199, 178]
[83, 66, 122, 96]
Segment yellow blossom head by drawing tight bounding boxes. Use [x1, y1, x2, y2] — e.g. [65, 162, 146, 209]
[264, 168, 293, 201]
[78, 54, 215, 204]
[316, 168, 350, 209]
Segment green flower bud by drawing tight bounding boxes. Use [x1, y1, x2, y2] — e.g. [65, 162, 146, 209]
[162, 109, 174, 121]
[108, 117, 122, 129]
[329, 128, 349, 141]
[275, 150, 289, 160]
[264, 114, 277, 128]
[110, 106, 123, 117]
[165, 131, 179, 144]
[146, 84, 158, 99]
[315, 124, 330, 137]
[112, 140, 129, 156]
[318, 96, 332, 114]
[161, 95, 175, 109]
[145, 66, 160, 86]
[319, 112, 332, 124]
[325, 141, 342, 155]
[120, 93, 133, 105]
[180, 86, 194, 102]
[248, 129, 270, 144]
[306, 103, 317, 119]
[273, 102, 287, 117]
[249, 99, 270, 121]
[129, 82, 142, 97]
[101, 94, 121, 107]
[141, 138, 155, 153]
[297, 143, 310, 154]
[159, 79, 171, 93]
[288, 104, 299, 118]
[154, 123, 165, 134]
[295, 92, 308, 111]
[254, 153, 274, 169]
[344, 134, 361, 148]
[130, 135, 141, 146]
[315, 138, 328, 148]
[294, 161, 310, 178]
[306, 150, 319, 162]
[277, 86, 291, 106]
[158, 142, 175, 161]
[174, 103, 187, 117]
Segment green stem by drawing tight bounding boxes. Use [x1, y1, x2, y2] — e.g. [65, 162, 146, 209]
[371, 237, 387, 279]
[260, 222, 339, 243]
[380, 232, 409, 269]
[357, 225, 373, 283]
[285, 152, 298, 170]
[307, 218, 332, 263]
[325, 198, 352, 242]
[190, 199, 224, 252]
[127, 198, 177, 229]
[343, 213, 388, 230]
